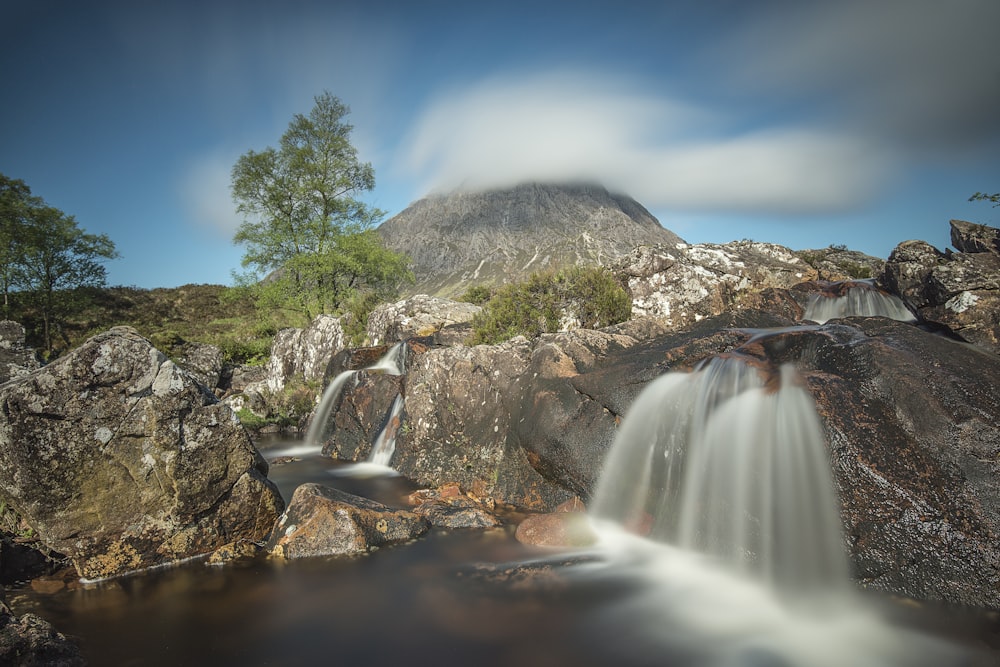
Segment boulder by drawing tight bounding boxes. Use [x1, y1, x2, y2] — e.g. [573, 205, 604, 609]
[615, 240, 817, 330]
[175, 341, 223, 391]
[0, 321, 39, 385]
[880, 221, 1000, 354]
[261, 314, 346, 394]
[392, 338, 574, 510]
[0, 327, 284, 580]
[0, 599, 85, 667]
[794, 246, 884, 281]
[267, 484, 428, 558]
[366, 295, 481, 345]
[407, 483, 502, 529]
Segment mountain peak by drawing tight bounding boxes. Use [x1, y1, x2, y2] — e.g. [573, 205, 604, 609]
[378, 182, 683, 298]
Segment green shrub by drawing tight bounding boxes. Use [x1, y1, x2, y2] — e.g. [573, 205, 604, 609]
[469, 267, 630, 345]
[458, 284, 494, 305]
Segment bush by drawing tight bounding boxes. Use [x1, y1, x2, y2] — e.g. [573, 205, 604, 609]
[469, 267, 630, 345]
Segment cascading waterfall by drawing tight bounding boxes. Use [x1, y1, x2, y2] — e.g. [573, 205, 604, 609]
[589, 354, 848, 590]
[368, 393, 404, 467]
[803, 280, 915, 324]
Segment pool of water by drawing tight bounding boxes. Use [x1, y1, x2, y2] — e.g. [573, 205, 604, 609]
[9, 439, 999, 667]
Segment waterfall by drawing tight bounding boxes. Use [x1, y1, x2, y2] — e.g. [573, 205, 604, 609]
[803, 281, 915, 324]
[304, 343, 405, 450]
[590, 354, 849, 591]
[368, 394, 404, 467]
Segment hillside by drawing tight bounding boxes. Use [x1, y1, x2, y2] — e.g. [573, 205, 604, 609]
[377, 182, 684, 298]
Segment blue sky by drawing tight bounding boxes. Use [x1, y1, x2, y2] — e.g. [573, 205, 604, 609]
[2, 0, 998, 288]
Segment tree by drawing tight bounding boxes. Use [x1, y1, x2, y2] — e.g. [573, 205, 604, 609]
[0, 175, 38, 316]
[231, 92, 410, 322]
[969, 192, 1000, 208]
[17, 206, 118, 354]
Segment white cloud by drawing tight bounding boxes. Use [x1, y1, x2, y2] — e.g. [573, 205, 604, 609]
[396, 70, 892, 214]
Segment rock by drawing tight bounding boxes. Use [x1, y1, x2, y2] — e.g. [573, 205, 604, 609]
[261, 314, 346, 394]
[0, 600, 85, 666]
[208, 539, 260, 565]
[407, 483, 502, 529]
[795, 246, 884, 281]
[881, 223, 1000, 353]
[0, 327, 284, 580]
[267, 484, 428, 559]
[391, 338, 573, 510]
[951, 218, 1000, 255]
[366, 295, 481, 345]
[616, 240, 817, 330]
[319, 371, 404, 461]
[0, 321, 39, 384]
[378, 183, 684, 298]
[514, 508, 596, 548]
[174, 341, 223, 391]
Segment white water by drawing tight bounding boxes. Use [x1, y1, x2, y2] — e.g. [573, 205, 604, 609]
[585, 354, 980, 665]
[804, 283, 915, 324]
[369, 393, 404, 467]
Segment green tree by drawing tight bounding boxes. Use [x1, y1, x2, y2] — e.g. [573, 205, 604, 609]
[17, 205, 118, 354]
[969, 192, 1000, 208]
[231, 92, 410, 322]
[0, 175, 38, 316]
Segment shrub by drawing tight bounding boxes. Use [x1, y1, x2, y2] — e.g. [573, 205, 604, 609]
[469, 267, 630, 345]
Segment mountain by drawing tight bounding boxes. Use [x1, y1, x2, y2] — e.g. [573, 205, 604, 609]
[377, 183, 684, 298]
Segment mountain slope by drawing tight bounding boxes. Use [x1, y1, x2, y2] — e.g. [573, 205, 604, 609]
[377, 183, 684, 298]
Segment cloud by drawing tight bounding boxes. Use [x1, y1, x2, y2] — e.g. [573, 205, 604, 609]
[717, 0, 1000, 156]
[177, 151, 242, 237]
[397, 70, 892, 214]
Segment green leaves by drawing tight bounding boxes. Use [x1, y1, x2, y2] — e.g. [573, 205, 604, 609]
[231, 92, 410, 322]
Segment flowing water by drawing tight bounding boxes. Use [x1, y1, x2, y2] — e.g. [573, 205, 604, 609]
[803, 281, 916, 324]
[9, 344, 998, 665]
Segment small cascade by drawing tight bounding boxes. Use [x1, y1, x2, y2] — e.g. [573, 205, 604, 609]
[368, 394, 404, 467]
[590, 354, 849, 591]
[803, 280, 915, 324]
[304, 343, 405, 448]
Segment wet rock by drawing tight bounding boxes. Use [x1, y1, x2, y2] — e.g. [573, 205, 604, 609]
[514, 498, 596, 548]
[0, 327, 284, 580]
[881, 222, 1000, 353]
[207, 539, 261, 565]
[0, 599, 85, 667]
[267, 484, 428, 558]
[319, 371, 404, 461]
[0, 321, 39, 384]
[408, 483, 502, 529]
[366, 295, 481, 345]
[392, 338, 573, 510]
[616, 240, 816, 330]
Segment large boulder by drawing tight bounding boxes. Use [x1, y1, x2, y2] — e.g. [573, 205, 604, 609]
[392, 338, 573, 510]
[267, 484, 428, 559]
[0, 327, 284, 580]
[261, 314, 346, 394]
[616, 240, 817, 330]
[366, 295, 481, 346]
[881, 221, 1000, 354]
[0, 599, 84, 667]
[0, 321, 39, 385]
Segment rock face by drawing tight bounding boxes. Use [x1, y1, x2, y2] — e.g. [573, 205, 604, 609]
[0, 327, 284, 580]
[262, 314, 347, 394]
[267, 484, 428, 558]
[366, 295, 481, 345]
[378, 183, 684, 298]
[0, 321, 39, 384]
[794, 246, 884, 281]
[881, 220, 1000, 354]
[616, 240, 817, 330]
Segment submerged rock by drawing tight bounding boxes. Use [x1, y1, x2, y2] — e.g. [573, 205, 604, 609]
[0, 600, 85, 667]
[267, 484, 428, 558]
[0, 327, 284, 580]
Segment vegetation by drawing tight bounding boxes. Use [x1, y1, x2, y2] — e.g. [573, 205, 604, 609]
[231, 91, 411, 326]
[468, 267, 631, 345]
[969, 191, 999, 208]
[0, 174, 119, 355]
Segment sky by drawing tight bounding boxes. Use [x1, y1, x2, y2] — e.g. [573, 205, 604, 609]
[1, 0, 998, 289]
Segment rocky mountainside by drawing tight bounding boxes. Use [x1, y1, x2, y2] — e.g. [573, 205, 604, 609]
[377, 182, 684, 298]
